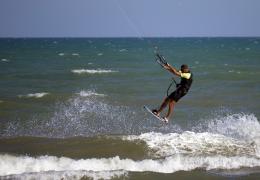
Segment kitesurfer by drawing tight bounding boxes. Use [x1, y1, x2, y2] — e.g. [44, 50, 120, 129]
[152, 63, 193, 123]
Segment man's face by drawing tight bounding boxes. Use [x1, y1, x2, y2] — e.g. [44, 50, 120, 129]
[181, 67, 188, 72]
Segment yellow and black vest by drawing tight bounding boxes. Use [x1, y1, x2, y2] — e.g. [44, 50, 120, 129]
[180, 72, 193, 91]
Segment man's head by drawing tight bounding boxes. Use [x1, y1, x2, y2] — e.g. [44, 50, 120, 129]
[181, 64, 189, 73]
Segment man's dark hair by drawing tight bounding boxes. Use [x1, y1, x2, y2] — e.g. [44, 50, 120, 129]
[181, 64, 188, 69]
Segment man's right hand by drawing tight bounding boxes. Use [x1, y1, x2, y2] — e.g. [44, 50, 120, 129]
[163, 63, 170, 69]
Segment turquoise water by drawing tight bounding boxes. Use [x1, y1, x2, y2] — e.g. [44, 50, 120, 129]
[0, 38, 260, 179]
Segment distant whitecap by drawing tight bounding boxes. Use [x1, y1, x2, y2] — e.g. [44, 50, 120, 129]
[71, 69, 118, 74]
[77, 90, 106, 97]
[58, 53, 65, 56]
[119, 49, 128, 52]
[97, 53, 103, 56]
[18, 92, 49, 98]
[1, 59, 9, 62]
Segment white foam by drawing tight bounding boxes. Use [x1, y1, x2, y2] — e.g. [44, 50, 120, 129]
[1, 59, 9, 62]
[3, 87, 134, 137]
[124, 131, 256, 158]
[204, 113, 260, 141]
[192, 113, 260, 157]
[72, 53, 79, 56]
[119, 49, 128, 52]
[228, 70, 242, 74]
[97, 53, 103, 56]
[18, 92, 49, 98]
[88, 62, 93, 65]
[4, 170, 127, 180]
[58, 53, 65, 56]
[123, 113, 260, 158]
[1, 154, 260, 177]
[71, 69, 118, 74]
[77, 90, 106, 97]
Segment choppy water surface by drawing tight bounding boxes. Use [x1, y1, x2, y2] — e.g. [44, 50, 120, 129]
[0, 38, 260, 179]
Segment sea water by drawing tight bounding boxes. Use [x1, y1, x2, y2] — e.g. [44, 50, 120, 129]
[0, 38, 260, 179]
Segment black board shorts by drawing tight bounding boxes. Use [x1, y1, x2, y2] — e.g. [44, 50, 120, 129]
[168, 87, 188, 102]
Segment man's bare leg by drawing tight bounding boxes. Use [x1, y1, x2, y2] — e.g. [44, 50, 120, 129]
[165, 100, 176, 119]
[153, 97, 170, 116]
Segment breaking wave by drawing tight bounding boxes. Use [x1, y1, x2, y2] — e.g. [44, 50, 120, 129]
[1, 90, 260, 178]
[1, 154, 260, 178]
[4, 170, 126, 180]
[124, 131, 258, 158]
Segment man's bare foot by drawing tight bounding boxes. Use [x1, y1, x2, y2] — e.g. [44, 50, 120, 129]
[162, 117, 169, 123]
[152, 109, 159, 116]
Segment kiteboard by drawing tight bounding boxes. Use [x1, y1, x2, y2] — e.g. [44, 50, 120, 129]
[143, 105, 166, 123]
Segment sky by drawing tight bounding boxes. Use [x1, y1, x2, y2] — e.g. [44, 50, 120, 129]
[0, 0, 260, 37]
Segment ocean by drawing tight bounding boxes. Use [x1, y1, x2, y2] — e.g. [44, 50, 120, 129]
[0, 38, 260, 179]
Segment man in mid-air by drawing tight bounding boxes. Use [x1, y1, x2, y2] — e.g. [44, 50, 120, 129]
[152, 63, 193, 123]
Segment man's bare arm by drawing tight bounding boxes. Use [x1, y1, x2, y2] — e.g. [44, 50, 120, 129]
[163, 63, 181, 77]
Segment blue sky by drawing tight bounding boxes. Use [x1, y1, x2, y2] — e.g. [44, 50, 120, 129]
[0, 0, 260, 37]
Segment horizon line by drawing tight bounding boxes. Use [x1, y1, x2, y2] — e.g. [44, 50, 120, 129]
[0, 36, 259, 39]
